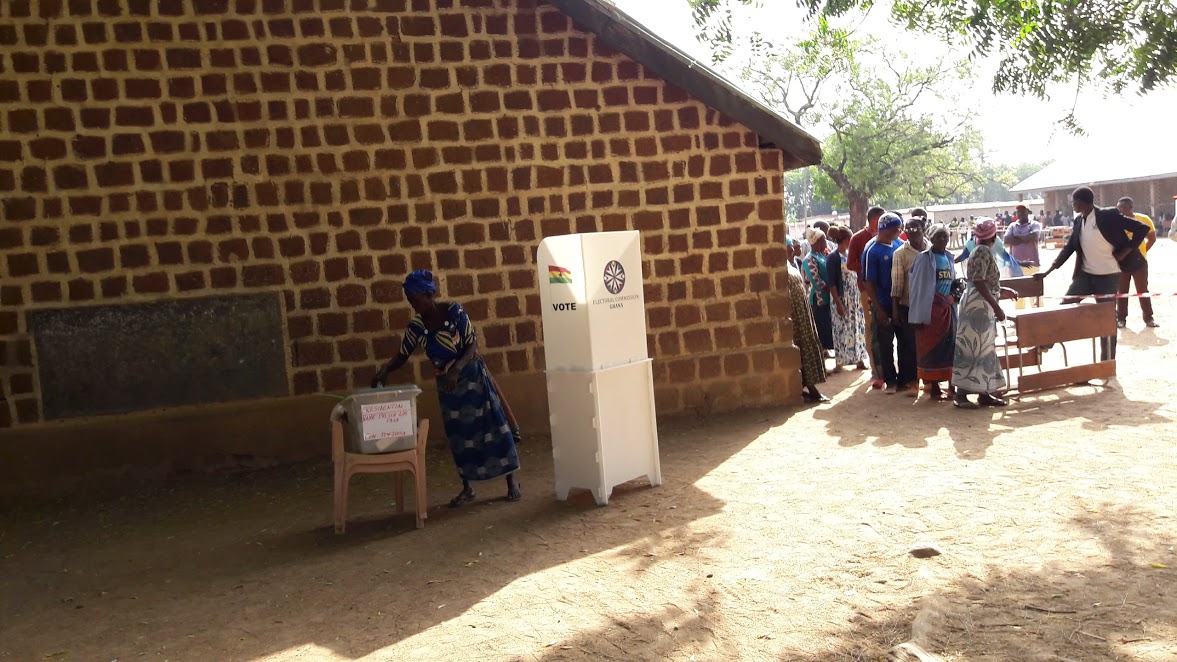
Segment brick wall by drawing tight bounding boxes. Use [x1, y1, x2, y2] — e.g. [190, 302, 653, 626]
[0, 0, 800, 432]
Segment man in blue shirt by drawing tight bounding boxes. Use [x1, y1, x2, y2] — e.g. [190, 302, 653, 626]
[861, 213, 905, 392]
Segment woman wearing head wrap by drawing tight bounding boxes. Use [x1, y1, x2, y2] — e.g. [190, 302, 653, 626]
[802, 228, 836, 353]
[907, 224, 957, 400]
[951, 220, 1019, 409]
[826, 225, 869, 372]
[371, 269, 522, 505]
[784, 238, 829, 402]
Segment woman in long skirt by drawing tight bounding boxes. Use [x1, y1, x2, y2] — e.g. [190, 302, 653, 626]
[952, 220, 1018, 409]
[908, 224, 956, 400]
[826, 225, 869, 373]
[372, 269, 522, 505]
[802, 228, 836, 353]
[786, 238, 828, 402]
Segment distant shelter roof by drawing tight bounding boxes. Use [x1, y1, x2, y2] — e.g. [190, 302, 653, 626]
[1011, 152, 1177, 193]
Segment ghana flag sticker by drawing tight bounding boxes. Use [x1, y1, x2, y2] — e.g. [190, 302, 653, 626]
[548, 265, 573, 284]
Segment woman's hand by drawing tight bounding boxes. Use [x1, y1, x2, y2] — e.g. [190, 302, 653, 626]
[994, 306, 1007, 323]
[370, 370, 387, 389]
[835, 301, 847, 318]
[442, 369, 459, 393]
[1000, 287, 1019, 300]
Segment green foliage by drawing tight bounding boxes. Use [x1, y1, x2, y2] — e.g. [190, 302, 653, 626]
[784, 167, 834, 219]
[739, 24, 983, 226]
[941, 161, 1051, 204]
[695, 0, 1177, 103]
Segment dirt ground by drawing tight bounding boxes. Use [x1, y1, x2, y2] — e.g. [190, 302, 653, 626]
[3, 242, 1176, 662]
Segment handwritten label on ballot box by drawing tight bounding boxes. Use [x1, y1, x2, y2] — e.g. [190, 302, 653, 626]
[360, 400, 414, 441]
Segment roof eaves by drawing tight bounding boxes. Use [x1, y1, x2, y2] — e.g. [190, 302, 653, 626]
[548, 0, 822, 170]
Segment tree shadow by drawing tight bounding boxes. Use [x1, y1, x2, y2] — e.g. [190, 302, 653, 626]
[812, 362, 1171, 461]
[786, 503, 1177, 661]
[0, 411, 780, 661]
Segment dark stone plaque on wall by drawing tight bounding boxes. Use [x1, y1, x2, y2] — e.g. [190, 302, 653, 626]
[29, 293, 289, 420]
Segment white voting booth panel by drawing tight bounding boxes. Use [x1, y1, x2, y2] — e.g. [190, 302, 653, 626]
[537, 231, 649, 371]
[537, 231, 662, 505]
[547, 360, 661, 505]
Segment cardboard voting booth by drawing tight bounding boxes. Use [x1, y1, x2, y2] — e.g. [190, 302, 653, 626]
[538, 231, 661, 505]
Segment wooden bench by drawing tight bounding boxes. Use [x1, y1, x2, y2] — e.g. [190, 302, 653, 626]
[1044, 227, 1072, 249]
[1000, 302, 1117, 393]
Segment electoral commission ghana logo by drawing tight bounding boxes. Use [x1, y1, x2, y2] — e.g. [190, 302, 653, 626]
[603, 260, 626, 294]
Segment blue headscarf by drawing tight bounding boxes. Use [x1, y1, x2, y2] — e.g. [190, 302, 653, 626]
[402, 269, 436, 297]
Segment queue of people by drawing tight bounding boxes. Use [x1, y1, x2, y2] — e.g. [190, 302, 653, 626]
[795, 186, 1155, 408]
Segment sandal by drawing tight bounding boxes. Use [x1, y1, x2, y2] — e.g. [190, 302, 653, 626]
[978, 394, 1008, 407]
[953, 396, 978, 410]
[449, 489, 476, 508]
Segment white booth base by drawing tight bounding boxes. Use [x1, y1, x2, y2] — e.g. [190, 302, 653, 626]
[547, 359, 662, 505]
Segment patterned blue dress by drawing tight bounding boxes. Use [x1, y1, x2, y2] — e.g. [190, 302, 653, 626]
[399, 303, 520, 481]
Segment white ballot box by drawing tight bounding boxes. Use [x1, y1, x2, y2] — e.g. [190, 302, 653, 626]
[339, 385, 422, 455]
[538, 231, 662, 505]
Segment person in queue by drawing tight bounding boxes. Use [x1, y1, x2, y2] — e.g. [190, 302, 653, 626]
[371, 270, 522, 506]
[952, 220, 1018, 409]
[826, 225, 870, 373]
[861, 212, 905, 393]
[785, 237, 829, 403]
[802, 228, 836, 356]
[889, 211, 928, 395]
[847, 206, 887, 386]
[907, 224, 957, 401]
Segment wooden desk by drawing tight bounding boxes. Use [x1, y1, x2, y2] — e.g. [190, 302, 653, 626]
[1000, 302, 1117, 393]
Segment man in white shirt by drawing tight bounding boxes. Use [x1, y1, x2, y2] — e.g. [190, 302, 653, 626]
[1036, 187, 1150, 361]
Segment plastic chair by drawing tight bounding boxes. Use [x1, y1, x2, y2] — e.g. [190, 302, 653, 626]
[331, 405, 429, 533]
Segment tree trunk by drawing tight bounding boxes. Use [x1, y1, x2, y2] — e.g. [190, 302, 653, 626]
[847, 193, 869, 231]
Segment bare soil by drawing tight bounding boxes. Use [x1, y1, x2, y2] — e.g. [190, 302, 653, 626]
[3, 244, 1176, 661]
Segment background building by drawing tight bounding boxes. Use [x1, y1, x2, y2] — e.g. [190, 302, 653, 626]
[0, 0, 821, 492]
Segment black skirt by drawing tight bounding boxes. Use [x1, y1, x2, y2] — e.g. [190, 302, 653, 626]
[811, 301, 834, 350]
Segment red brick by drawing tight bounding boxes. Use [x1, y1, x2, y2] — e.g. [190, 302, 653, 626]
[312, 311, 346, 337]
[706, 302, 732, 322]
[75, 247, 114, 273]
[682, 329, 713, 354]
[292, 370, 320, 394]
[294, 340, 334, 367]
[242, 264, 285, 286]
[132, 271, 170, 293]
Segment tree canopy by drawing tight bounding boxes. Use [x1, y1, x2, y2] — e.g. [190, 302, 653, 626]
[693, 0, 1177, 106]
[740, 25, 981, 228]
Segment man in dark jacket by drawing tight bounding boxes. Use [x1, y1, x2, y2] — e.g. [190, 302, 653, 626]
[1036, 186, 1150, 361]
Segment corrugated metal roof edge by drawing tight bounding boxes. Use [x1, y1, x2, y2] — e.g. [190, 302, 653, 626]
[1011, 172, 1177, 193]
[548, 0, 823, 170]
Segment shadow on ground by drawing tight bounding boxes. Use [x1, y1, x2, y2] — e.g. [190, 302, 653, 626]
[0, 411, 781, 661]
[812, 364, 1170, 461]
[788, 503, 1177, 661]
[524, 503, 1176, 661]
